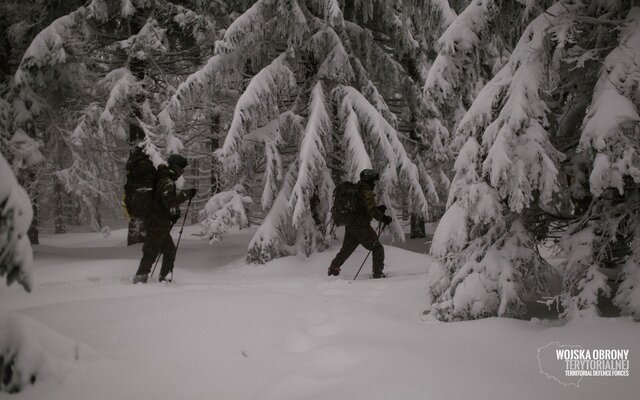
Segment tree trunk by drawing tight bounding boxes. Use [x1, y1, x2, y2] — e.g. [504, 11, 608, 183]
[190, 157, 200, 225]
[94, 196, 102, 231]
[25, 171, 39, 244]
[210, 131, 220, 196]
[126, 57, 147, 245]
[410, 213, 426, 239]
[54, 181, 66, 234]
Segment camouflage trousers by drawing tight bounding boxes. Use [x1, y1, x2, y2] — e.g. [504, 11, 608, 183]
[136, 219, 176, 278]
[330, 223, 384, 274]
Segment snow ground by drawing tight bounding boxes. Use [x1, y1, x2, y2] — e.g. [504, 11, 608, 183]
[1, 226, 638, 400]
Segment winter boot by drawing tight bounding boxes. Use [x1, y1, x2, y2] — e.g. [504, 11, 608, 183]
[328, 266, 340, 276]
[133, 273, 149, 284]
[159, 274, 172, 283]
[371, 271, 386, 279]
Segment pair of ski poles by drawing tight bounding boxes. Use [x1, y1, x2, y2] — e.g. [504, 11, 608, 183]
[150, 202, 384, 281]
[353, 221, 387, 281]
[150, 197, 192, 281]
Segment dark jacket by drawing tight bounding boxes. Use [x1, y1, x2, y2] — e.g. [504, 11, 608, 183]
[148, 165, 189, 225]
[356, 181, 385, 224]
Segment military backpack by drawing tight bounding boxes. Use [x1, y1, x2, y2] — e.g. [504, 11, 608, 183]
[124, 147, 156, 219]
[331, 182, 363, 226]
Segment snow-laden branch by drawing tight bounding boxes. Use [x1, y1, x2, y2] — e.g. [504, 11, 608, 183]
[158, 55, 224, 133]
[350, 57, 398, 128]
[337, 86, 429, 220]
[201, 186, 252, 243]
[98, 68, 140, 141]
[429, 0, 457, 28]
[554, 225, 611, 319]
[118, 17, 167, 60]
[214, 0, 272, 54]
[438, 0, 498, 54]
[342, 108, 372, 182]
[578, 7, 640, 197]
[171, 4, 217, 43]
[289, 82, 330, 228]
[216, 51, 296, 177]
[615, 232, 640, 320]
[13, 7, 87, 87]
[455, 2, 571, 213]
[343, 21, 405, 88]
[247, 164, 297, 264]
[247, 111, 304, 210]
[309, 27, 354, 84]
[424, 0, 497, 116]
[308, 0, 344, 29]
[0, 154, 33, 292]
[262, 135, 283, 210]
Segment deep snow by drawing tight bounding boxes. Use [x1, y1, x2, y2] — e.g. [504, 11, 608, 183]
[0, 226, 638, 399]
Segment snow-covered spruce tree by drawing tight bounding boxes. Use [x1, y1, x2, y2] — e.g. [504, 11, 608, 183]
[3, 0, 222, 235]
[417, 1, 546, 221]
[568, 5, 640, 319]
[523, 1, 638, 319]
[163, 0, 432, 263]
[1, 153, 93, 395]
[0, 152, 33, 291]
[426, 2, 574, 321]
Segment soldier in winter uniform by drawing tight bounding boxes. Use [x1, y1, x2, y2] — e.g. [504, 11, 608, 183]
[328, 169, 392, 278]
[133, 154, 196, 283]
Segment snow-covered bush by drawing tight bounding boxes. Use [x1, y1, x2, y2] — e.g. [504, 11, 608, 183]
[0, 153, 33, 292]
[201, 186, 252, 243]
[0, 309, 92, 393]
[0, 155, 89, 394]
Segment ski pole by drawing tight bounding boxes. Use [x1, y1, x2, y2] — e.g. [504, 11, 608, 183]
[353, 221, 386, 281]
[149, 222, 175, 280]
[169, 197, 192, 280]
[149, 253, 161, 280]
[150, 197, 192, 280]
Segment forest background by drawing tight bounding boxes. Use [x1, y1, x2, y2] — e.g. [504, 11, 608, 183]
[2, 0, 640, 322]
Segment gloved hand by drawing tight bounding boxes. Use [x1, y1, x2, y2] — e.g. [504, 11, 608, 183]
[383, 215, 392, 225]
[186, 188, 197, 199]
[377, 205, 387, 213]
[171, 208, 181, 224]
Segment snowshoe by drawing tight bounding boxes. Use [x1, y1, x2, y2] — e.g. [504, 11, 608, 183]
[133, 274, 149, 284]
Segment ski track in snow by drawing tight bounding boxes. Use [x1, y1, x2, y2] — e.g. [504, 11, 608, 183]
[1, 226, 638, 400]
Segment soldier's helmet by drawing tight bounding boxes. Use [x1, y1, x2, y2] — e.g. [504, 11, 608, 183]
[359, 169, 379, 184]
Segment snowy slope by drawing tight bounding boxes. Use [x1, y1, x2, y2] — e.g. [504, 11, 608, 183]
[0, 226, 637, 400]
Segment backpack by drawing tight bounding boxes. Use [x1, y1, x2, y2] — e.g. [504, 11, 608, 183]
[331, 182, 362, 226]
[124, 147, 157, 219]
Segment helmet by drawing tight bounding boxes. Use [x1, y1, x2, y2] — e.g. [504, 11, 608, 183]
[359, 169, 379, 184]
[167, 154, 188, 169]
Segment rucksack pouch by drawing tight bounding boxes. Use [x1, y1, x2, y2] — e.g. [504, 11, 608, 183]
[127, 187, 154, 219]
[331, 182, 361, 226]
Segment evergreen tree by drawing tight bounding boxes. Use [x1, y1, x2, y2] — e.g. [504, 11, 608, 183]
[164, 0, 434, 263]
[428, 0, 639, 320]
[427, 1, 578, 320]
[572, 5, 640, 319]
[3, 0, 222, 235]
[0, 152, 33, 292]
